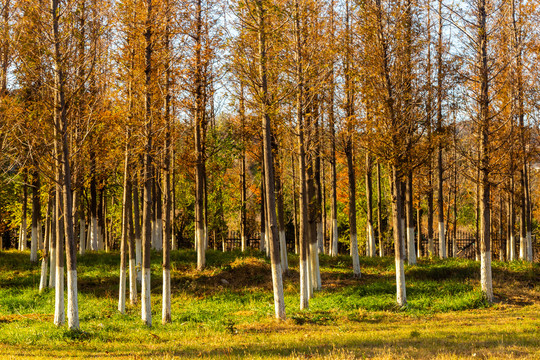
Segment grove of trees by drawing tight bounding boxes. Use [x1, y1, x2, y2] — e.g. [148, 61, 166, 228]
[0, 0, 539, 329]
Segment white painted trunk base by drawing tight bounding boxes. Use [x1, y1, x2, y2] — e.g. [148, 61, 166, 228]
[67, 270, 80, 330]
[279, 230, 288, 273]
[306, 246, 313, 299]
[141, 268, 152, 326]
[509, 233, 515, 261]
[407, 227, 416, 265]
[265, 231, 270, 257]
[270, 254, 286, 320]
[30, 225, 38, 262]
[162, 269, 171, 324]
[317, 222, 323, 253]
[241, 234, 246, 252]
[299, 257, 309, 310]
[480, 250, 493, 303]
[526, 231, 533, 262]
[38, 223, 43, 250]
[20, 219, 27, 251]
[351, 234, 361, 277]
[129, 259, 137, 305]
[309, 241, 321, 291]
[367, 223, 376, 257]
[90, 217, 98, 251]
[118, 266, 126, 314]
[439, 222, 446, 259]
[54, 266, 65, 326]
[136, 237, 142, 282]
[196, 226, 205, 270]
[331, 220, 338, 257]
[39, 257, 48, 291]
[49, 246, 56, 289]
[155, 219, 163, 251]
[79, 218, 86, 255]
[395, 258, 407, 306]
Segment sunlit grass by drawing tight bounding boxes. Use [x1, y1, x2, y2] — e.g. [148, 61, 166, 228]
[0, 249, 538, 359]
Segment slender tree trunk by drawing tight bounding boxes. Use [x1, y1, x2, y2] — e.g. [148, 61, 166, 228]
[119, 130, 130, 314]
[257, 0, 285, 319]
[295, 0, 308, 309]
[292, 153, 299, 255]
[20, 172, 28, 251]
[141, 0, 154, 326]
[274, 140, 288, 272]
[377, 162, 383, 256]
[162, 3, 172, 322]
[366, 153, 375, 257]
[240, 85, 247, 252]
[194, 0, 206, 270]
[392, 167, 406, 306]
[406, 173, 416, 264]
[49, 189, 57, 289]
[40, 194, 52, 292]
[437, 0, 446, 259]
[478, 0, 493, 303]
[31, 170, 41, 262]
[344, 0, 360, 278]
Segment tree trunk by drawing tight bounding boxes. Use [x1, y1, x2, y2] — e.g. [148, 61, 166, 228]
[406, 173, 416, 264]
[31, 169, 41, 262]
[40, 193, 52, 292]
[478, 0, 493, 303]
[437, 0, 445, 259]
[141, 0, 154, 326]
[258, 0, 285, 319]
[194, 0, 206, 270]
[376, 162, 384, 256]
[162, 5, 172, 322]
[392, 167, 406, 306]
[366, 153, 375, 257]
[295, 0, 308, 309]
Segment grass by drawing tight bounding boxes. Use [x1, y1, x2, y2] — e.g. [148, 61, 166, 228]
[0, 249, 539, 359]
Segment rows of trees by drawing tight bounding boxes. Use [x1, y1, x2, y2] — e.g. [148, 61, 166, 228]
[0, 0, 539, 329]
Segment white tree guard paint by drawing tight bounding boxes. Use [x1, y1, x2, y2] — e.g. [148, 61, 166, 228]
[38, 222, 43, 250]
[526, 231, 533, 262]
[90, 217, 98, 251]
[331, 220, 338, 257]
[241, 233, 246, 252]
[156, 219, 163, 251]
[30, 225, 38, 262]
[196, 226, 205, 270]
[519, 235, 526, 260]
[136, 237, 142, 282]
[509, 233, 515, 261]
[79, 218, 86, 255]
[162, 269, 171, 324]
[439, 222, 446, 259]
[351, 233, 361, 277]
[395, 258, 407, 307]
[317, 222, 323, 253]
[309, 241, 318, 291]
[67, 270, 80, 330]
[368, 223, 376, 257]
[270, 255, 286, 320]
[299, 257, 309, 310]
[279, 230, 288, 273]
[407, 227, 416, 265]
[480, 250, 493, 303]
[265, 232, 270, 257]
[306, 248, 313, 299]
[54, 266, 64, 326]
[141, 268, 152, 326]
[97, 224, 103, 250]
[313, 241, 321, 291]
[20, 219, 27, 251]
[129, 258, 137, 305]
[118, 266, 126, 314]
[49, 245, 56, 289]
[39, 256, 48, 291]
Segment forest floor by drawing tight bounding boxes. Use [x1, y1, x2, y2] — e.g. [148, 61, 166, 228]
[0, 249, 538, 359]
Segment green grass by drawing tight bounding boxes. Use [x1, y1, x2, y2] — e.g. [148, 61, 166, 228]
[0, 249, 539, 359]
